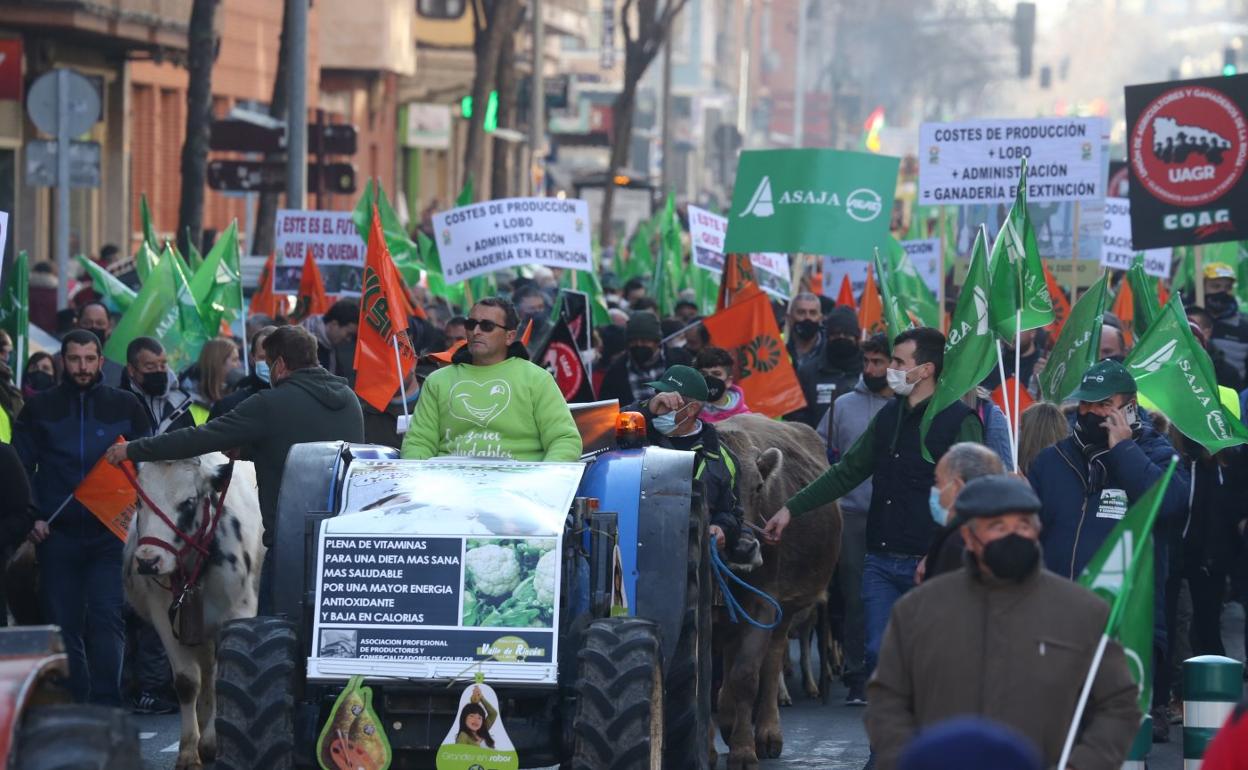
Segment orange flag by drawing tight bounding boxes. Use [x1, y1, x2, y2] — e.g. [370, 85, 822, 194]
[836, 273, 858, 311]
[292, 248, 332, 322]
[717, 253, 763, 311]
[1043, 263, 1072, 339]
[991, 377, 1035, 434]
[249, 252, 279, 317]
[1157, 280, 1170, 307]
[1110, 278, 1134, 346]
[354, 202, 418, 411]
[702, 291, 806, 418]
[74, 439, 138, 542]
[858, 265, 884, 338]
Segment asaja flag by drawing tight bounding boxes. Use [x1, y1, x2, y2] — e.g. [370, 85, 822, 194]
[988, 159, 1054, 340]
[920, 226, 995, 461]
[105, 244, 211, 372]
[872, 247, 912, 342]
[292, 248, 332, 322]
[354, 203, 418, 412]
[1043, 263, 1071, 339]
[1040, 271, 1107, 403]
[1077, 458, 1177, 714]
[655, 194, 684, 317]
[352, 179, 422, 288]
[703, 290, 806, 418]
[535, 317, 595, 403]
[858, 265, 885, 338]
[188, 220, 242, 334]
[884, 237, 941, 329]
[74, 440, 138, 542]
[626, 221, 656, 283]
[184, 227, 204, 272]
[1124, 298, 1248, 453]
[1127, 254, 1163, 339]
[76, 255, 136, 314]
[836, 273, 857, 311]
[0, 251, 28, 385]
[249, 253, 280, 318]
[417, 229, 465, 308]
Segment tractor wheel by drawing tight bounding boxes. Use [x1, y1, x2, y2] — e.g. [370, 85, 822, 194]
[214, 617, 298, 770]
[13, 704, 141, 770]
[662, 486, 713, 769]
[572, 617, 664, 770]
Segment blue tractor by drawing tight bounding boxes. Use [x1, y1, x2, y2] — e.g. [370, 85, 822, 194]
[212, 401, 713, 769]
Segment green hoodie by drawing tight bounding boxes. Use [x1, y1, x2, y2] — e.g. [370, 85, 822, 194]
[401, 357, 582, 463]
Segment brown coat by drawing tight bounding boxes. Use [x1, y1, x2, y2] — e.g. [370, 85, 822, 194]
[865, 559, 1141, 770]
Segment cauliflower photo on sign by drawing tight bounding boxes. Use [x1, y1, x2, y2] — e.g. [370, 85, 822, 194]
[462, 538, 559, 628]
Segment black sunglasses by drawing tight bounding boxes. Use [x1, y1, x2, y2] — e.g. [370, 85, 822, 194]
[464, 319, 514, 333]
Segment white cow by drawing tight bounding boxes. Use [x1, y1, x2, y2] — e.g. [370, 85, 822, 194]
[123, 454, 265, 770]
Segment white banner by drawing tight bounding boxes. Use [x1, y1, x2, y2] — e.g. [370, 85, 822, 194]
[404, 103, 452, 150]
[821, 240, 941, 302]
[918, 117, 1107, 205]
[749, 252, 792, 301]
[688, 204, 728, 273]
[433, 197, 594, 283]
[274, 209, 365, 296]
[1101, 197, 1171, 278]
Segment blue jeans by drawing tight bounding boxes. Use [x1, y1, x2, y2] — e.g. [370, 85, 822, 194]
[38, 528, 126, 706]
[862, 552, 921, 677]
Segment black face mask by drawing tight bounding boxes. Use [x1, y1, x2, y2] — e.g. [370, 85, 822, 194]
[793, 319, 821, 341]
[85, 327, 108, 346]
[863, 373, 889, 393]
[139, 370, 169, 397]
[826, 337, 859, 362]
[24, 370, 54, 393]
[1075, 411, 1109, 446]
[980, 533, 1041, 582]
[703, 375, 727, 402]
[1207, 291, 1237, 318]
[629, 345, 658, 368]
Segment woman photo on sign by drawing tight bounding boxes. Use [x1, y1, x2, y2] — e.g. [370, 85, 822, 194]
[455, 686, 498, 747]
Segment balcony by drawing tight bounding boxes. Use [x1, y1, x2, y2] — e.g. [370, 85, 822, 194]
[0, 0, 192, 51]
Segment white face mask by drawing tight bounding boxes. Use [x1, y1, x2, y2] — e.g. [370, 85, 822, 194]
[886, 367, 916, 396]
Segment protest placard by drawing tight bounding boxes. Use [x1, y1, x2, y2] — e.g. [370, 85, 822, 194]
[688, 204, 728, 273]
[432, 197, 594, 283]
[274, 209, 365, 296]
[1101, 197, 1171, 277]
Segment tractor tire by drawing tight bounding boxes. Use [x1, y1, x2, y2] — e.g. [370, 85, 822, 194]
[663, 486, 713, 769]
[13, 704, 141, 770]
[572, 617, 665, 770]
[215, 617, 298, 770]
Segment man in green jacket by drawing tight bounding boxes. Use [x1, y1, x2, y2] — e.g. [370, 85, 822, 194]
[400, 298, 581, 463]
[106, 326, 365, 606]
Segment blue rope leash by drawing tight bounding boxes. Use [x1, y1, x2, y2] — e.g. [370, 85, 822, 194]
[709, 545, 783, 630]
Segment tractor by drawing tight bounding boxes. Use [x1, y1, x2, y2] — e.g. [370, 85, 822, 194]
[212, 400, 714, 769]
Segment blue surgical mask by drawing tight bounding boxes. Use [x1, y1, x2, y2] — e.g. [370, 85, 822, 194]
[929, 487, 949, 526]
[652, 411, 678, 435]
[254, 361, 271, 384]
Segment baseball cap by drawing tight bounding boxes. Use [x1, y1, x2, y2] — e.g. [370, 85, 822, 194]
[1205, 262, 1236, 280]
[646, 365, 709, 402]
[1067, 359, 1137, 403]
[952, 475, 1042, 522]
[626, 312, 663, 342]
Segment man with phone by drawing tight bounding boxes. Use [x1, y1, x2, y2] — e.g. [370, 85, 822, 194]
[1026, 358, 1189, 743]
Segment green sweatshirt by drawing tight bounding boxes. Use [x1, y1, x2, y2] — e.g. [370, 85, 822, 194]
[400, 357, 582, 462]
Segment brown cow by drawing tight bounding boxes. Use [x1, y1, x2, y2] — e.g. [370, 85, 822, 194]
[713, 414, 842, 770]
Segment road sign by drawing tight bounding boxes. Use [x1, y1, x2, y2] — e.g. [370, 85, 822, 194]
[25, 140, 100, 188]
[27, 69, 99, 137]
[208, 160, 357, 194]
[210, 119, 358, 155]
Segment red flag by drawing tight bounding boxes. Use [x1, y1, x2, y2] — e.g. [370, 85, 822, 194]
[354, 203, 418, 411]
[249, 253, 279, 317]
[858, 265, 884, 338]
[991, 378, 1035, 434]
[1043, 263, 1071, 339]
[702, 291, 806, 418]
[292, 248, 332, 321]
[74, 439, 138, 542]
[717, 253, 762, 311]
[836, 274, 858, 311]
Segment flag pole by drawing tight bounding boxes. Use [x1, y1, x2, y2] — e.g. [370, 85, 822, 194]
[239, 245, 249, 374]
[391, 333, 410, 430]
[1070, 202, 1082, 304]
[1013, 310, 1022, 470]
[1056, 632, 1111, 770]
[995, 341, 1018, 465]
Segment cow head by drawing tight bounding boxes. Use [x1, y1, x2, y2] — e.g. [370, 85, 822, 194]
[130, 454, 233, 577]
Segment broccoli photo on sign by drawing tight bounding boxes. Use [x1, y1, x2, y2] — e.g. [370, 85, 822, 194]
[462, 539, 558, 628]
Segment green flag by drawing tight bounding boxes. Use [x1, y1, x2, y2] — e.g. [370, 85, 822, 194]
[184, 228, 204, 272]
[1127, 254, 1162, 339]
[1040, 271, 1107, 403]
[556, 268, 611, 327]
[654, 194, 683, 316]
[1077, 458, 1176, 713]
[920, 226, 995, 461]
[0, 251, 28, 386]
[352, 179, 422, 287]
[417, 230, 465, 309]
[140, 194, 159, 251]
[189, 221, 242, 334]
[76, 255, 136, 314]
[450, 177, 495, 302]
[106, 246, 212, 371]
[1124, 299, 1248, 452]
[885, 237, 941, 328]
[873, 247, 913, 342]
[1171, 245, 1196, 298]
[624, 221, 655, 283]
[692, 262, 718, 316]
[988, 160, 1054, 340]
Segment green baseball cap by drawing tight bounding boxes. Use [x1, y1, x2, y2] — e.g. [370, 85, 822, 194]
[1068, 359, 1137, 403]
[647, 365, 709, 401]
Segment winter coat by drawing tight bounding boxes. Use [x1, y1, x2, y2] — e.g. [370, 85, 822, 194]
[208, 374, 270, 420]
[121, 369, 196, 435]
[824, 377, 890, 516]
[13, 377, 151, 534]
[126, 366, 364, 544]
[597, 346, 693, 406]
[785, 334, 863, 429]
[0, 442, 34, 550]
[866, 557, 1142, 770]
[1211, 300, 1248, 382]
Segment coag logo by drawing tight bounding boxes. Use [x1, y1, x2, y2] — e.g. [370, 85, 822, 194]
[972, 287, 989, 334]
[845, 188, 883, 222]
[1129, 339, 1178, 374]
[1208, 410, 1231, 441]
[739, 176, 775, 218]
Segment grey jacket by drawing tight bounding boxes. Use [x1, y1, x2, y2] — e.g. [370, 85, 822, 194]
[866, 557, 1141, 770]
[824, 377, 890, 516]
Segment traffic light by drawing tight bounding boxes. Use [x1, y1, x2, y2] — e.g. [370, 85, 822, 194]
[1014, 2, 1036, 78]
[461, 90, 499, 132]
[1224, 47, 1238, 76]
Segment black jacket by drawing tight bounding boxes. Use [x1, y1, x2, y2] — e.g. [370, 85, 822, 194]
[785, 335, 862, 429]
[598, 347, 693, 406]
[209, 374, 270, 420]
[13, 377, 151, 534]
[0, 442, 34, 550]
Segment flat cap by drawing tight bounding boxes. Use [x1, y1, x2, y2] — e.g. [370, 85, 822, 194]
[953, 475, 1042, 521]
